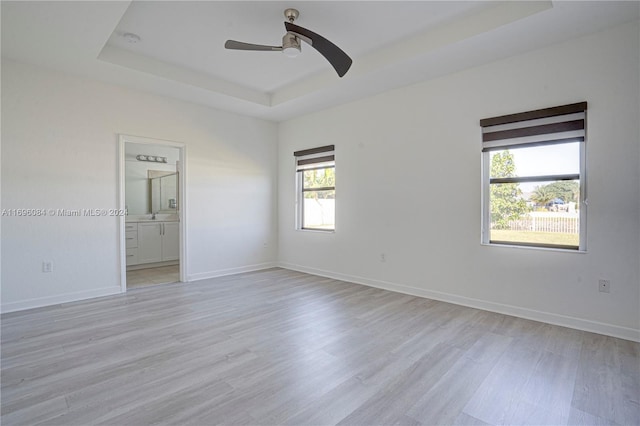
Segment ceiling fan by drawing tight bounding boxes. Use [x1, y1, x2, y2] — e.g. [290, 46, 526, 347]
[224, 8, 353, 78]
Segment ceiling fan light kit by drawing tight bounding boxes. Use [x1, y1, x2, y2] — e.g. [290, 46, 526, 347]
[225, 8, 352, 77]
[282, 33, 301, 58]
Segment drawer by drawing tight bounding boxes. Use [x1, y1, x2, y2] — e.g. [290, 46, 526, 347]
[125, 223, 137, 231]
[126, 248, 139, 266]
[125, 230, 138, 248]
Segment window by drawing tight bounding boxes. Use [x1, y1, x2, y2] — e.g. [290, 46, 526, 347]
[294, 145, 335, 231]
[480, 102, 587, 250]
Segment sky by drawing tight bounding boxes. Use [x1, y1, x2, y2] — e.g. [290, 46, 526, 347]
[491, 142, 580, 194]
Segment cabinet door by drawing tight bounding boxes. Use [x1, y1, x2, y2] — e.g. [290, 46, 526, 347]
[162, 222, 180, 261]
[125, 230, 138, 248]
[126, 248, 139, 266]
[138, 222, 163, 264]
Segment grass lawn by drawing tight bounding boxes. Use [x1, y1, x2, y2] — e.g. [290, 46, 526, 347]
[491, 230, 579, 247]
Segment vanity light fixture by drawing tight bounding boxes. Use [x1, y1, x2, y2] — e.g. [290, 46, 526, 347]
[136, 154, 167, 163]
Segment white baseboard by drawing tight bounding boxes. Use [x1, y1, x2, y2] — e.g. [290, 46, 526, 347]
[188, 262, 278, 282]
[278, 262, 640, 343]
[1, 286, 122, 314]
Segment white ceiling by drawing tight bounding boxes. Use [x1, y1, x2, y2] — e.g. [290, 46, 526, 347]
[2, 1, 639, 122]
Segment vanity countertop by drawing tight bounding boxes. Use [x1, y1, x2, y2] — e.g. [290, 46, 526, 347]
[126, 214, 179, 223]
[128, 219, 179, 223]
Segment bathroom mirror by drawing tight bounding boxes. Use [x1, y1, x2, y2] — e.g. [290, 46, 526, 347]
[149, 171, 178, 213]
[125, 142, 180, 215]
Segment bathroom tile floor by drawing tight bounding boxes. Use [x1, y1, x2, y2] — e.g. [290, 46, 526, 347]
[127, 265, 179, 289]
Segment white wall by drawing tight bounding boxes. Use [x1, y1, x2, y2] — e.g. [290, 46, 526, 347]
[1, 60, 278, 311]
[278, 20, 640, 341]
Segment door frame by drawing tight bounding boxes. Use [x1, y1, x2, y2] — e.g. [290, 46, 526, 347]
[118, 134, 188, 292]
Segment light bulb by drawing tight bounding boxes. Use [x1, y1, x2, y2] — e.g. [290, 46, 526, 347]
[283, 46, 300, 58]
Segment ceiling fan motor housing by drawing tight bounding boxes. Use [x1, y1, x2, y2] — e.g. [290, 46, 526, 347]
[282, 33, 301, 57]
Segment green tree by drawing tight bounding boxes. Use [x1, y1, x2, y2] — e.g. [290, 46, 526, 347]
[544, 181, 579, 203]
[530, 185, 554, 207]
[490, 151, 527, 229]
[303, 167, 335, 199]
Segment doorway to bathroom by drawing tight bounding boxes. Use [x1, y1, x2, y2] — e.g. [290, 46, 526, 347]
[118, 135, 187, 291]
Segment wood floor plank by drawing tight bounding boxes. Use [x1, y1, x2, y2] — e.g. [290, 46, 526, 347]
[567, 407, 614, 426]
[453, 412, 491, 426]
[405, 333, 512, 425]
[462, 339, 543, 425]
[571, 332, 639, 424]
[335, 343, 465, 426]
[517, 350, 578, 424]
[1, 268, 638, 426]
[1, 395, 68, 426]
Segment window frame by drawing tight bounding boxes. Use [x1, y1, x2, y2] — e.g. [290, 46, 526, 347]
[480, 103, 587, 251]
[294, 146, 336, 232]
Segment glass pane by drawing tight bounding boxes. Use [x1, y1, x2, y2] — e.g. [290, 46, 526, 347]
[303, 190, 335, 230]
[490, 180, 580, 247]
[490, 143, 580, 178]
[303, 167, 335, 189]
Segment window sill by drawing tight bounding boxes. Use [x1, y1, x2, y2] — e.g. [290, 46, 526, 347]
[481, 242, 585, 254]
[297, 228, 335, 234]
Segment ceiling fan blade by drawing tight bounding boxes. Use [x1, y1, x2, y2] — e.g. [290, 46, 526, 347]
[284, 22, 352, 77]
[225, 40, 282, 51]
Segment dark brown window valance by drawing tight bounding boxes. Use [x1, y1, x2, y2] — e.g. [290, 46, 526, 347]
[480, 102, 587, 152]
[294, 145, 335, 171]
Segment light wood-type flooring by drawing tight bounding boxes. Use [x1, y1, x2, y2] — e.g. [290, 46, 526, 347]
[2, 268, 639, 425]
[127, 264, 180, 289]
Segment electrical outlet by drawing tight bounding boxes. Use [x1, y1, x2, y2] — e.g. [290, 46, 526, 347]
[42, 261, 53, 273]
[598, 279, 610, 293]
[380, 253, 386, 262]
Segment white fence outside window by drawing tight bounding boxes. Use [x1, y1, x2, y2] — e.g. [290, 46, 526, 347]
[503, 212, 579, 234]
